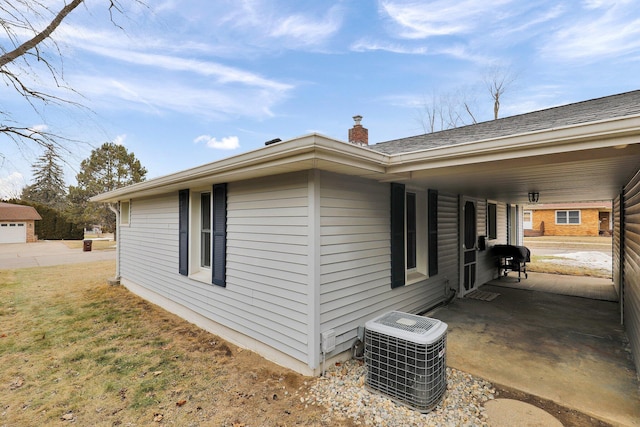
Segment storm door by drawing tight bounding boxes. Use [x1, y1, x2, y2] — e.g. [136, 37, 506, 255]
[460, 198, 478, 296]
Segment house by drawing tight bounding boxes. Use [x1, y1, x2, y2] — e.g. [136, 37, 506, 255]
[523, 202, 612, 237]
[0, 202, 42, 244]
[92, 90, 640, 377]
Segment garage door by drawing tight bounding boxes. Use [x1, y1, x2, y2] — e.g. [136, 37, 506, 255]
[0, 222, 26, 243]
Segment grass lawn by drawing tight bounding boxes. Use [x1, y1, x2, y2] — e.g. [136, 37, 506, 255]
[524, 236, 613, 278]
[0, 261, 349, 426]
[527, 255, 611, 278]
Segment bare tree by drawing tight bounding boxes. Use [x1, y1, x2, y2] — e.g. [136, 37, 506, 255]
[416, 93, 443, 134]
[417, 88, 478, 133]
[417, 65, 518, 133]
[1, 1, 143, 156]
[483, 63, 517, 120]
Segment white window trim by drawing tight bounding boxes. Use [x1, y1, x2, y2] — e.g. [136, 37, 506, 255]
[523, 210, 533, 229]
[555, 210, 581, 225]
[120, 200, 131, 226]
[405, 188, 428, 285]
[189, 189, 212, 283]
[487, 201, 498, 240]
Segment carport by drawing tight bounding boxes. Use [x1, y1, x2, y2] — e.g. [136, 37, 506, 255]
[377, 91, 640, 381]
[427, 275, 640, 426]
[368, 91, 640, 424]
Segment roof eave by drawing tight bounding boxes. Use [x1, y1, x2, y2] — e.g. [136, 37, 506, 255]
[385, 114, 640, 173]
[90, 134, 390, 203]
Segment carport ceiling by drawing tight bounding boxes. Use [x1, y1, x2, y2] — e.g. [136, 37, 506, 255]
[407, 143, 640, 204]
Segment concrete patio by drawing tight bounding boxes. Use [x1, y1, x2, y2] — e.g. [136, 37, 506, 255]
[427, 273, 640, 426]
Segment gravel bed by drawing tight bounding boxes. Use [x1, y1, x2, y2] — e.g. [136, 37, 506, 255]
[305, 360, 495, 426]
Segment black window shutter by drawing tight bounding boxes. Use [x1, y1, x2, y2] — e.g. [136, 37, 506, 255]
[428, 189, 438, 276]
[212, 184, 227, 287]
[390, 183, 405, 288]
[178, 189, 189, 276]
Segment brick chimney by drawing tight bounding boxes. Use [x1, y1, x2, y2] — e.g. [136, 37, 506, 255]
[348, 115, 368, 146]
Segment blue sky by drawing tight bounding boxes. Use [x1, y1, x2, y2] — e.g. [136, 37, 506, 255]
[2, 0, 640, 198]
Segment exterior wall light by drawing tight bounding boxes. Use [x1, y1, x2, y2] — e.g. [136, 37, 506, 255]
[528, 191, 540, 203]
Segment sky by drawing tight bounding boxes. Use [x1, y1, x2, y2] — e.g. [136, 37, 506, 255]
[1, 0, 640, 198]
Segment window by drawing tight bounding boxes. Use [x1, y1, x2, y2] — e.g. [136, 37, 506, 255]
[406, 192, 417, 270]
[120, 201, 130, 226]
[178, 184, 227, 287]
[556, 210, 580, 225]
[523, 210, 532, 230]
[200, 192, 212, 268]
[390, 183, 437, 288]
[487, 203, 497, 239]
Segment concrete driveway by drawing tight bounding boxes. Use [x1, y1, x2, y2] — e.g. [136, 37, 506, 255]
[427, 277, 640, 426]
[0, 240, 116, 269]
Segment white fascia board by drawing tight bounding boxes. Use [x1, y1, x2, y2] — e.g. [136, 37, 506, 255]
[90, 134, 389, 203]
[387, 114, 640, 173]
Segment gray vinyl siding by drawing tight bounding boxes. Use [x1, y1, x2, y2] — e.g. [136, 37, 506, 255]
[225, 172, 310, 361]
[318, 172, 458, 355]
[120, 172, 312, 365]
[623, 169, 640, 374]
[120, 196, 178, 282]
[497, 203, 508, 243]
[476, 200, 491, 285]
[477, 200, 508, 285]
[613, 194, 622, 299]
[438, 192, 459, 288]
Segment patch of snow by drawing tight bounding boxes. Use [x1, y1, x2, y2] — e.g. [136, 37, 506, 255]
[541, 251, 612, 272]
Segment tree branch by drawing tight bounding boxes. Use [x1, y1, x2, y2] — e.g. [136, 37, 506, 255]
[0, 0, 84, 68]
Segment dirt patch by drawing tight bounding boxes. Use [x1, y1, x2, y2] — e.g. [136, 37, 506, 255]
[494, 384, 612, 427]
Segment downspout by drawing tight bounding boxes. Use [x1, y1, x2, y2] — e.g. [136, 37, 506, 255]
[108, 203, 121, 285]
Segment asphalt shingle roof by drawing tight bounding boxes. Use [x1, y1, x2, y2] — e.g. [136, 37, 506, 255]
[371, 90, 640, 155]
[0, 202, 42, 221]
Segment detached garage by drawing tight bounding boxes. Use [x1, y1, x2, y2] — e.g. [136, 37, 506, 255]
[0, 202, 42, 244]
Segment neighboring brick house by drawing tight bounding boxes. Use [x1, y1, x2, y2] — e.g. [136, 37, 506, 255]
[523, 202, 612, 237]
[0, 202, 42, 243]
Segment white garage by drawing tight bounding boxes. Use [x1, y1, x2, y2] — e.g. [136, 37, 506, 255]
[0, 222, 27, 244]
[0, 202, 42, 244]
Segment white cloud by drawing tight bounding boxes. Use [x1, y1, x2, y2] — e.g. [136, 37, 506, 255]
[217, 1, 343, 49]
[541, 2, 640, 61]
[0, 172, 26, 200]
[351, 39, 429, 54]
[269, 6, 344, 47]
[78, 45, 292, 92]
[380, 0, 512, 39]
[194, 135, 240, 150]
[31, 124, 49, 132]
[582, 0, 609, 9]
[70, 74, 285, 120]
[113, 135, 127, 146]
[350, 38, 490, 65]
[55, 24, 294, 120]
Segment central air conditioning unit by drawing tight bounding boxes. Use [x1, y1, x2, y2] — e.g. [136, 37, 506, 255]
[364, 311, 448, 412]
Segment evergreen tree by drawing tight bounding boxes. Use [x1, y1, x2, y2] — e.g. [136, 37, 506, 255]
[21, 144, 67, 209]
[67, 142, 147, 233]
